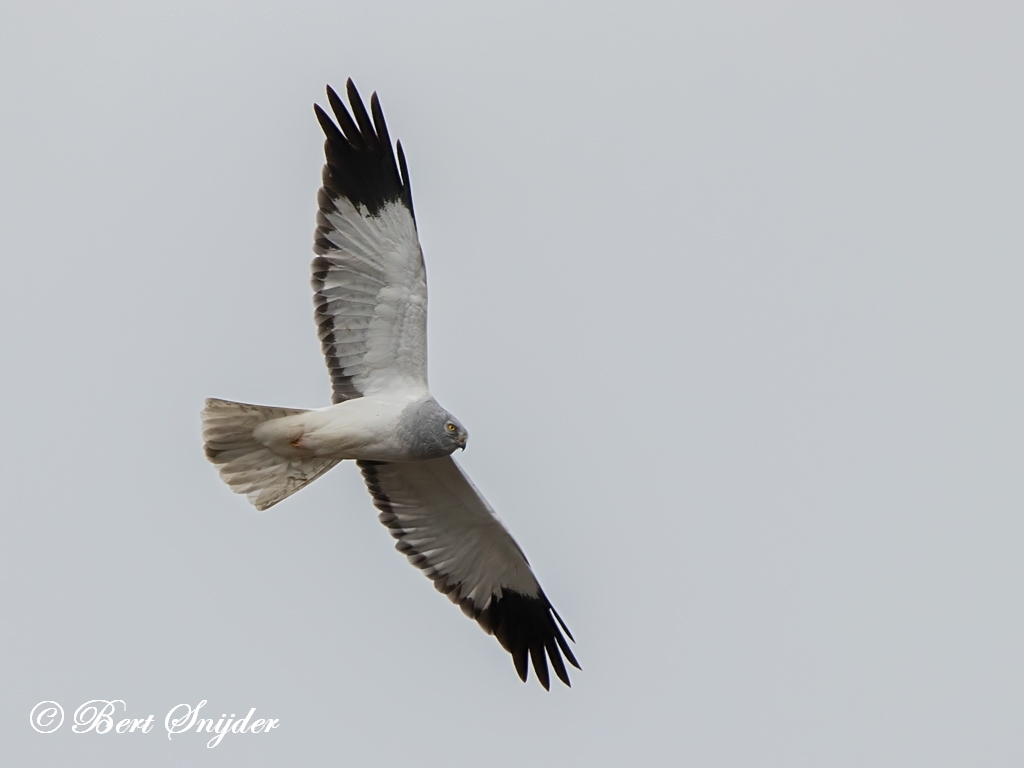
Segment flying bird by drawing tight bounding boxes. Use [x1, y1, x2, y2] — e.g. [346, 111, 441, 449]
[201, 80, 579, 689]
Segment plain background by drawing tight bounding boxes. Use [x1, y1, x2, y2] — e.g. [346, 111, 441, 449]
[2, 2, 1022, 765]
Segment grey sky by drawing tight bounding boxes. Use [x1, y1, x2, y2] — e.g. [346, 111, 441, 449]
[2, 1, 1022, 765]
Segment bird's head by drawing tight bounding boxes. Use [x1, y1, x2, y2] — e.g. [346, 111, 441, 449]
[443, 415, 469, 451]
[401, 397, 469, 458]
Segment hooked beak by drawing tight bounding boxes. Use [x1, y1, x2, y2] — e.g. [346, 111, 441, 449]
[458, 434, 468, 451]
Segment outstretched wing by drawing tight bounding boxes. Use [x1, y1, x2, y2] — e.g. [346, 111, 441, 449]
[312, 80, 428, 403]
[358, 457, 580, 689]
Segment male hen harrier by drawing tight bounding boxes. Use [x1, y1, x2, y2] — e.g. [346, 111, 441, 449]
[201, 81, 579, 689]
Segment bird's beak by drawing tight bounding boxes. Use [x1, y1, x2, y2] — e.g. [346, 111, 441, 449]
[458, 435, 468, 451]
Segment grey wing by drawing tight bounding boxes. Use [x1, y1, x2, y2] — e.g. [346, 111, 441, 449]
[312, 80, 428, 403]
[358, 457, 580, 689]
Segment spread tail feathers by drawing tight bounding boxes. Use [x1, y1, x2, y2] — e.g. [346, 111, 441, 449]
[201, 398, 340, 511]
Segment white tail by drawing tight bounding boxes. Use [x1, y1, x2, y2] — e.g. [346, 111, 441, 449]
[201, 398, 340, 511]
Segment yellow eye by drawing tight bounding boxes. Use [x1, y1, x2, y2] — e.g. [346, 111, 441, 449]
[446, 423, 457, 432]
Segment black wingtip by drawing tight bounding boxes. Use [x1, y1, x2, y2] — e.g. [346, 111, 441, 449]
[546, 634, 571, 687]
[370, 92, 392, 152]
[324, 85, 363, 149]
[314, 81, 412, 219]
[530, 638, 551, 690]
[313, 103, 337, 140]
[482, 589, 579, 690]
[345, 80, 378, 150]
[512, 643, 529, 683]
[551, 605, 576, 644]
[325, 83, 341, 110]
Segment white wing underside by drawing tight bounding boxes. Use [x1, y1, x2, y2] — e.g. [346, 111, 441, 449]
[313, 196, 428, 402]
[360, 457, 540, 610]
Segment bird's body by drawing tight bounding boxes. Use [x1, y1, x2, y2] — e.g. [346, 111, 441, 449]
[201, 80, 578, 689]
[251, 393, 462, 462]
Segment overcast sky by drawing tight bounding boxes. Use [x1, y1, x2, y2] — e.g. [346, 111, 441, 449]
[2, 1, 1023, 765]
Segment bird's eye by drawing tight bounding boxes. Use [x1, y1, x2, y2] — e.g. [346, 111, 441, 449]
[446, 423, 457, 432]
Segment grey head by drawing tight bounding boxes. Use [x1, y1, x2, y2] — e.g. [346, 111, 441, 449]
[399, 397, 469, 459]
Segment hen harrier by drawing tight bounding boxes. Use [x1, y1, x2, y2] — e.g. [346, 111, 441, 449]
[201, 80, 579, 689]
